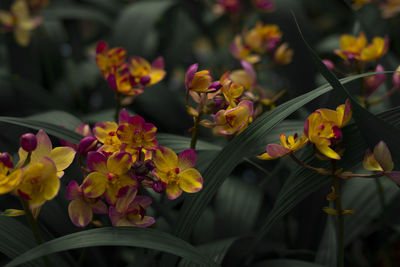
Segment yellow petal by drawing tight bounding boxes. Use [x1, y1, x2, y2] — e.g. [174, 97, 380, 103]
[50, 147, 76, 173]
[178, 168, 203, 193]
[153, 147, 178, 172]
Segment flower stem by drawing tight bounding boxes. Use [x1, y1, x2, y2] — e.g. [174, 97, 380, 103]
[21, 199, 51, 267]
[331, 159, 344, 267]
[190, 111, 203, 149]
[114, 92, 122, 122]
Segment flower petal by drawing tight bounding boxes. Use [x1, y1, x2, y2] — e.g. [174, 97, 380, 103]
[178, 168, 203, 193]
[373, 141, 394, 172]
[65, 180, 81, 200]
[153, 146, 178, 172]
[50, 146, 76, 172]
[107, 152, 132, 175]
[87, 151, 108, 173]
[165, 183, 182, 200]
[178, 149, 197, 171]
[68, 199, 92, 227]
[82, 172, 107, 198]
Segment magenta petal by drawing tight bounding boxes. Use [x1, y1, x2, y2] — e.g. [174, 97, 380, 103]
[151, 56, 164, 69]
[240, 60, 256, 82]
[130, 115, 146, 127]
[185, 63, 198, 90]
[87, 151, 108, 173]
[303, 119, 310, 136]
[66, 180, 81, 200]
[178, 149, 197, 171]
[135, 216, 155, 227]
[119, 109, 131, 124]
[131, 195, 152, 209]
[266, 144, 290, 157]
[96, 41, 108, 54]
[108, 206, 122, 226]
[107, 73, 118, 91]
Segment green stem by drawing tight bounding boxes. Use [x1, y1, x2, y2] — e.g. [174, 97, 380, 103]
[375, 178, 386, 215]
[21, 200, 51, 267]
[190, 111, 203, 150]
[114, 92, 122, 122]
[332, 162, 344, 267]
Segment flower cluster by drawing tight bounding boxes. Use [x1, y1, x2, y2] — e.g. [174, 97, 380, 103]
[66, 109, 203, 227]
[0, 0, 46, 46]
[231, 22, 293, 65]
[95, 41, 166, 105]
[0, 130, 76, 216]
[323, 32, 399, 106]
[185, 61, 284, 137]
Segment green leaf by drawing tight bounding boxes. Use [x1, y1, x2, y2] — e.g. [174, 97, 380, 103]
[27, 111, 82, 131]
[343, 177, 400, 246]
[0, 216, 71, 267]
[113, 0, 175, 56]
[157, 133, 221, 152]
[5, 227, 219, 267]
[0, 116, 82, 144]
[253, 259, 325, 267]
[315, 202, 337, 267]
[178, 237, 240, 267]
[42, 4, 112, 26]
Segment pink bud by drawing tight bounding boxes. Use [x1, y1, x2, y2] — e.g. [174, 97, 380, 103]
[152, 180, 166, 193]
[20, 133, 37, 152]
[77, 136, 98, 155]
[140, 75, 151, 86]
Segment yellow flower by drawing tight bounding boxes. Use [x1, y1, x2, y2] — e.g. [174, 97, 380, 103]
[257, 134, 308, 160]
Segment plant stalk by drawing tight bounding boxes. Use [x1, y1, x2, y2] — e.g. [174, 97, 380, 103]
[190, 111, 203, 149]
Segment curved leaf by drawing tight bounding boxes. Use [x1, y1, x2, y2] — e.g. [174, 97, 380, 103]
[5, 227, 219, 267]
[254, 259, 325, 267]
[0, 117, 82, 144]
[27, 111, 82, 131]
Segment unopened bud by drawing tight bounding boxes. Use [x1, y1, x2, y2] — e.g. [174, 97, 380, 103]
[152, 180, 166, 193]
[20, 133, 37, 152]
[77, 136, 98, 155]
[322, 59, 335, 71]
[0, 153, 13, 168]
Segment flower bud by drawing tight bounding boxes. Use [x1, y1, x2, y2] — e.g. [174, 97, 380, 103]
[152, 180, 166, 193]
[77, 136, 98, 155]
[20, 133, 37, 152]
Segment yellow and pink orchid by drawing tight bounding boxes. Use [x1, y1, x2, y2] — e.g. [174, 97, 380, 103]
[0, 0, 42, 46]
[93, 121, 122, 155]
[95, 41, 127, 79]
[109, 186, 155, 227]
[16, 157, 59, 209]
[257, 133, 308, 160]
[86, 151, 137, 205]
[66, 177, 108, 227]
[153, 147, 203, 200]
[185, 63, 213, 93]
[304, 100, 352, 160]
[129, 56, 166, 88]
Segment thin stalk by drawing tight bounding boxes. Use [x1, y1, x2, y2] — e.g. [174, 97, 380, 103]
[190, 110, 203, 149]
[331, 159, 344, 267]
[21, 200, 51, 267]
[114, 92, 122, 122]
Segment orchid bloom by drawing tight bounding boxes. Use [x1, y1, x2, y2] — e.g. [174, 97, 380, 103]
[129, 56, 166, 88]
[304, 100, 352, 160]
[0, 153, 22, 194]
[364, 64, 386, 97]
[107, 67, 144, 96]
[210, 100, 254, 136]
[109, 186, 155, 227]
[274, 43, 294, 65]
[87, 151, 137, 205]
[228, 60, 256, 91]
[335, 32, 388, 62]
[153, 147, 203, 200]
[257, 134, 308, 160]
[16, 157, 59, 209]
[363, 141, 400, 184]
[245, 23, 282, 53]
[17, 130, 76, 178]
[93, 121, 122, 155]
[185, 63, 213, 93]
[66, 176, 108, 228]
[230, 36, 260, 64]
[95, 41, 127, 79]
[0, 0, 42, 46]
[116, 109, 158, 157]
[219, 74, 244, 108]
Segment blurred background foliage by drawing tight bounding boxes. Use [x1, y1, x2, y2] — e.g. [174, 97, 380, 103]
[1, 0, 400, 266]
